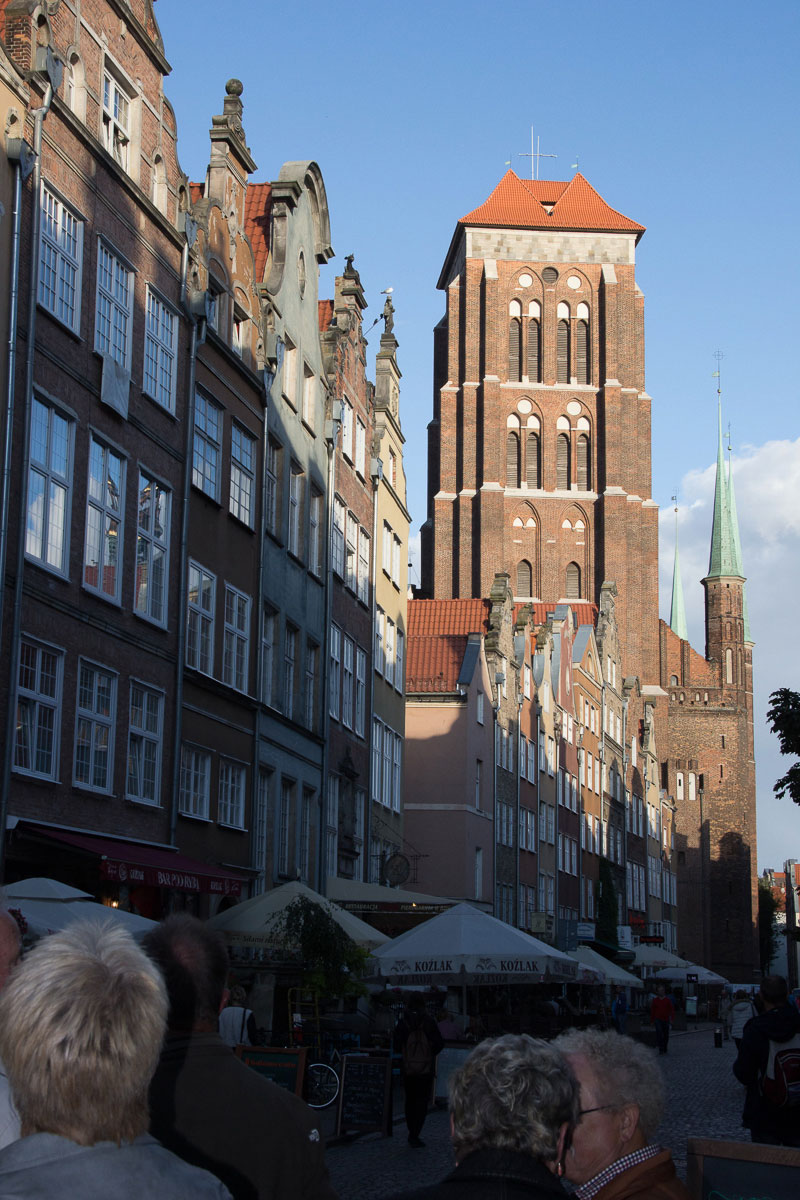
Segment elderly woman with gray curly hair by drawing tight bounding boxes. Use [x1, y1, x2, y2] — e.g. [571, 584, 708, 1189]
[389, 1033, 580, 1199]
[555, 1029, 689, 1200]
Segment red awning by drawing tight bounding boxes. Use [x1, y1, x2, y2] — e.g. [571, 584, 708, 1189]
[31, 827, 246, 897]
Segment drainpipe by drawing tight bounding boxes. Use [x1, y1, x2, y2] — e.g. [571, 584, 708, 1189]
[0, 74, 57, 884]
[515, 687, 522, 927]
[251, 352, 271, 893]
[319, 405, 340, 894]
[366, 460, 381, 881]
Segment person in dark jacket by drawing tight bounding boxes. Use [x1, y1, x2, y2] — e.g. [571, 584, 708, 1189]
[395, 994, 444, 1147]
[733, 974, 800, 1147]
[389, 1034, 579, 1199]
[145, 915, 338, 1200]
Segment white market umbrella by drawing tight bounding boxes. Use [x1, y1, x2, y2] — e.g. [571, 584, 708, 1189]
[4, 877, 155, 937]
[654, 964, 728, 986]
[631, 944, 692, 971]
[570, 945, 644, 989]
[207, 880, 389, 952]
[367, 902, 578, 986]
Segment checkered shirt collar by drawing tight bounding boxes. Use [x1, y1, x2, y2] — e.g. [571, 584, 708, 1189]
[574, 1144, 663, 1200]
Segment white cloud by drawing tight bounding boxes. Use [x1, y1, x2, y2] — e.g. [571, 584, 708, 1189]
[659, 438, 800, 873]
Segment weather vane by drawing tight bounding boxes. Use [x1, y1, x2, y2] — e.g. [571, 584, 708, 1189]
[518, 127, 557, 180]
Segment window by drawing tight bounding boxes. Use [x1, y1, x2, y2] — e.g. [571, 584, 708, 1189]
[329, 624, 341, 720]
[395, 630, 405, 693]
[372, 718, 382, 802]
[508, 317, 521, 381]
[389, 449, 397, 487]
[26, 398, 72, 574]
[180, 745, 210, 819]
[126, 683, 163, 805]
[506, 431, 521, 488]
[341, 399, 353, 459]
[84, 435, 124, 602]
[230, 425, 256, 527]
[14, 638, 63, 779]
[557, 318, 570, 383]
[477, 690, 485, 725]
[39, 185, 83, 333]
[383, 725, 393, 807]
[302, 366, 315, 429]
[346, 513, 358, 591]
[265, 438, 280, 535]
[332, 497, 345, 576]
[282, 338, 297, 405]
[342, 637, 354, 729]
[288, 464, 303, 557]
[301, 788, 313, 883]
[577, 434, 591, 490]
[135, 471, 169, 625]
[355, 647, 366, 737]
[355, 417, 366, 476]
[526, 432, 540, 488]
[284, 626, 297, 718]
[375, 607, 385, 675]
[186, 562, 215, 675]
[392, 536, 402, 587]
[357, 529, 370, 604]
[261, 606, 276, 706]
[385, 618, 395, 688]
[516, 559, 532, 597]
[193, 392, 222, 500]
[102, 68, 131, 170]
[326, 775, 339, 878]
[253, 769, 271, 890]
[143, 288, 177, 412]
[309, 489, 322, 576]
[218, 760, 246, 828]
[566, 561, 581, 599]
[382, 522, 392, 575]
[527, 317, 541, 382]
[577, 319, 590, 384]
[279, 780, 293, 874]
[556, 433, 570, 490]
[95, 241, 133, 368]
[475, 760, 482, 808]
[74, 660, 116, 791]
[223, 585, 250, 692]
[393, 735, 402, 812]
[304, 643, 318, 729]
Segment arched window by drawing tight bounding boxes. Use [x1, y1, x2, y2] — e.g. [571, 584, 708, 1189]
[527, 316, 541, 381]
[506, 431, 521, 488]
[508, 318, 522, 382]
[557, 433, 571, 490]
[725, 648, 733, 683]
[566, 561, 581, 599]
[557, 307, 570, 383]
[576, 303, 590, 384]
[577, 434, 590, 490]
[526, 431, 540, 487]
[516, 560, 532, 597]
[152, 154, 167, 214]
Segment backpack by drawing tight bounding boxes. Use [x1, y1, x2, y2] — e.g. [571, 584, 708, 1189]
[402, 1019, 433, 1076]
[761, 1032, 800, 1108]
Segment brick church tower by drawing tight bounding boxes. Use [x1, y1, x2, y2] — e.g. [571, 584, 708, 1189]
[420, 170, 660, 686]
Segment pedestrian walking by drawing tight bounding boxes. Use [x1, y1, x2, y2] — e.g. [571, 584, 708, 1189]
[730, 989, 756, 1050]
[733, 975, 800, 1147]
[611, 988, 628, 1036]
[395, 995, 444, 1148]
[650, 985, 675, 1055]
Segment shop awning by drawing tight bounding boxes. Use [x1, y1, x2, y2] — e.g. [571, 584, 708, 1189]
[23, 825, 247, 897]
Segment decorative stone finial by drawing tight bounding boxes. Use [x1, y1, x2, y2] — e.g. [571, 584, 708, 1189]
[226, 79, 244, 97]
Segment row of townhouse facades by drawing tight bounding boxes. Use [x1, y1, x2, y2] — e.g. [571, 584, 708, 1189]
[0, 0, 409, 918]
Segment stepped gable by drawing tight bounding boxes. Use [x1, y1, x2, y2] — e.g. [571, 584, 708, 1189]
[459, 169, 645, 237]
[243, 182, 272, 279]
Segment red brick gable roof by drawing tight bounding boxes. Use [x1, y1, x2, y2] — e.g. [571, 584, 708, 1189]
[318, 299, 334, 332]
[243, 182, 272, 281]
[460, 170, 645, 237]
[408, 598, 490, 637]
[406, 635, 469, 693]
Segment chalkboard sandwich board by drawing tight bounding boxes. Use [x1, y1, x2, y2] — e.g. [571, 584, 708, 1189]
[235, 1045, 307, 1098]
[337, 1053, 393, 1137]
[687, 1136, 800, 1200]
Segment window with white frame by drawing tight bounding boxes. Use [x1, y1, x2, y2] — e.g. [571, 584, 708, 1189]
[372, 717, 382, 803]
[392, 735, 402, 811]
[382, 522, 391, 575]
[342, 637, 354, 729]
[282, 338, 297, 406]
[252, 769, 271, 891]
[219, 759, 246, 828]
[395, 629, 404, 693]
[39, 185, 83, 333]
[14, 637, 63, 779]
[392, 535, 401, 587]
[329, 624, 341, 720]
[477, 690, 485, 725]
[385, 618, 395, 688]
[84, 435, 124, 602]
[186, 562, 215, 675]
[288, 464, 303, 558]
[126, 682, 163, 805]
[95, 241, 133, 368]
[231, 307, 246, 357]
[301, 788, 313, 883]
[265, 438, 280, 536]
[283, 625, 297, 718]
[302, 366, 315, 429]
[26, 397, 73, 575]
[309, 488, 322, 576]
[261, 606, 276, 706]
[357, 529, 370, 603]
[74, 659, 116, 792]
[230, 424, 256, 527]
[143, 288, 177, 412]
[345, 513, 358, 591]
[353, 788, 365, 882]
[223, 585, 250, 692]
[179, 745, 210, 819]
[192, 392, 222, 500]
[355, 646, 367, 737]
[134, 471, 169, 626]
[382, 724, 393, 807]
[278, 780, 293, 874]
[355, 417, 366, 476]
[341, 399, 353, 459]
[304, 642, 317, 729]
[332, 497, 345, 577]
[326, 774, 339, 878]
[102, 67, 132, 170]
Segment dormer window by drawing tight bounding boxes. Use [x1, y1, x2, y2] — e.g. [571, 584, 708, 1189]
[102, 70, 130, 171]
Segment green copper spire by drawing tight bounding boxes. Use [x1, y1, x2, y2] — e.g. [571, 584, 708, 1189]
[727, 445, 753, 642]
[669, 504, 688, 640]
[707, 401, 739, 578]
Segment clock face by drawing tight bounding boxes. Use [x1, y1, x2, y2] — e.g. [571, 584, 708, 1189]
[297, 250, 306, 298]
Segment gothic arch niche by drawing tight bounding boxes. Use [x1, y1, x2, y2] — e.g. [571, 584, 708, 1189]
[508, 299, 522, 382]
[565, 561, 581, 599]
[151, 154, 168, 214]
[576, 416, 592, 490]
[576, 302, 591, 384]
[516, 559, 533, 598]
[511, 502, 539, 597]
[506, 413, 521, 487]
[557, 302, 570, 383]
[556, 416, 571, 489]
[525, 413, 541, 488]
[725, 648, 734, 684]
[65, 49, 87, 121]
[527, 300, 541, 382]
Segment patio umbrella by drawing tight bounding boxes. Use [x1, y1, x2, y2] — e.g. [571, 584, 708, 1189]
[366, 902, 578, 987]
[570, 945, 644, 989]
[631, 944, 692, 971]
[654, 964, 728, 986]
[207, 880, 389, 952]
[4, 877, 155, 937]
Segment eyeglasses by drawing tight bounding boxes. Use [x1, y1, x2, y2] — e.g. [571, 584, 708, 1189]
[578, 1105, 615, 1118]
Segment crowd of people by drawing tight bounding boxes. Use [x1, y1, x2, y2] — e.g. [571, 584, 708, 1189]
[0, 907, 796, 1198]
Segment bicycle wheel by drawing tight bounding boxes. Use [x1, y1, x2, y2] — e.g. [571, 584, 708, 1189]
[305, 1060, 340, 1109]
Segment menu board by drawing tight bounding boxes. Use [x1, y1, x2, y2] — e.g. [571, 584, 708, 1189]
[687, 1137, 800, 1200]
[337, 1053, 393, 1136]
[235, 1046, 307, 1097]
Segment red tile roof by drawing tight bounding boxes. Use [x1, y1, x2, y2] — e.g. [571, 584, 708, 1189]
[243, 182, 272, 281]
[460, 170, 644, 237]
[318, 299, 334, 332]
[408, 598, 491, 637]
[406, 635, 469, 694]
[525, 602, 598, 628]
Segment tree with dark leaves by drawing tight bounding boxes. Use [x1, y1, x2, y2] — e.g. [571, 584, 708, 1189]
[767, 688, 800, 807]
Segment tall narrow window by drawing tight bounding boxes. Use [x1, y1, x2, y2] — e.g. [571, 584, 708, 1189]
[355, 417, 366, 476]
[506, 431, 521, 488]
[566, 561, 581, 599]
[346, 513, 358, 591]
[355, 647, 366, 736]
[126, 683, 163, 805]
[288, 464, 303, 558]
[84, 436, 124, 601]
[527, 318, 540, 382]
[516, 560, 532, 597]
[135, 471, 169, 625]
[309, 488, 322, 576]
[577, 434, 590, 490]
[526, 431, 540, 488]
[39, 185, 83, 333]
[332, 497, 345, 576]
[192, 392, 222, 500]
[329, 624, 341, 720]
[279, 781, 293, 874]
[305, 643, 318, 729]
[395, 630, 405, 694]
[284, 626, 297, 718]
[219, 760, 246, 828]
[261, 606, 276, 706]
[102, 69, 130, 170]
[508, 318, 522, 382]
[27, 398, 72, 574]
[556, 433, 571, 490]
[179, 745, 210, 819]
[302, 366, 315, 429]
[265, 438, 280, 535]
[74, 660, 116, 792]
[14, 638, 63, 779]
[230, 424, 256, 527]
[186, 562, 215, 675]
[357, 530, 370, 604]
[143, 288, 177, 412]
[557, 319, 570, 383]
[95, 242, 133, 368]
[576, 319, 590, 384]
[342, 637, 354, 729]
[223, 585, 250, 692]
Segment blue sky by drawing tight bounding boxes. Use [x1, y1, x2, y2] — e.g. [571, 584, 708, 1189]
[154, 0, 800, 872]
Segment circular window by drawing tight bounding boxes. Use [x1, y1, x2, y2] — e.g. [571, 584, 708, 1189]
[567, 275, 582, 289]
[518, 272, 533, 287]
[542, 267, 558, 284]
[566, 400, 582, 416]
[297, 250, 306, 298]
[517, 398, 533, 414]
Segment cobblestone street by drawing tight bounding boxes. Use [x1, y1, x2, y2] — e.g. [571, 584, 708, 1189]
[325, 1026, 748, 1199]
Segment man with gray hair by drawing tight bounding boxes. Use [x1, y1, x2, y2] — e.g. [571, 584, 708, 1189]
[0, 920, 231, 1198]
[390, 1034, 579, 1198]
[555, 1028, 689, 1199]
